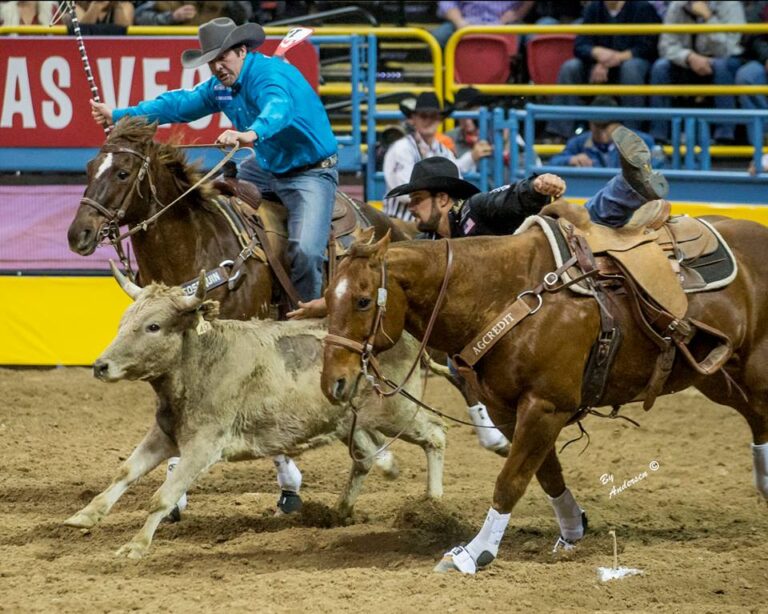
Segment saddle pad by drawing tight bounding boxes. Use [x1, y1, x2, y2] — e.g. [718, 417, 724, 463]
[515, 215, 738, 298]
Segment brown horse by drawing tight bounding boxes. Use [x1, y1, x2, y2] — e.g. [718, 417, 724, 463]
[321, 219, 768, 573]
[66, 116, 408, 514]
[67, 117, 407, 318]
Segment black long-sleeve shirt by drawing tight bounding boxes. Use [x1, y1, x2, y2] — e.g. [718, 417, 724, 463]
[421, 176, 549, 239]
[574, 0, 661, 65]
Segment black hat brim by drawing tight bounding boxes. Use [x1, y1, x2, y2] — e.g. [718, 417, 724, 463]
[386, 175, 480, 199]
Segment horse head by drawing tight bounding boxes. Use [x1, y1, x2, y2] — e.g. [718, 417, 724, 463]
[67, 117, 209, 256]
[67, 118, 159, 255]
[321, 228, 408, 403]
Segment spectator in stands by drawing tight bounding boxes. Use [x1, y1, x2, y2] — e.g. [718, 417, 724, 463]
[134, 1, 251, 26]
[383, 92, 458, 221]
[650, 1, 745, 144]
[0, 1, 57, 25]
[73, 1, 134, 26]
[529, 0, 584, 25]
[550, 96, 660, 168]
[545, 1, 661, 141]
[648, 1, 671, 20]
[446, 87, 495, 175]
[432, 1, 535, 48]
[735, 1, 768, 145]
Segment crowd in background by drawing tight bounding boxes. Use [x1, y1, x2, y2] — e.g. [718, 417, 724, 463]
[4, 1, 768, 154]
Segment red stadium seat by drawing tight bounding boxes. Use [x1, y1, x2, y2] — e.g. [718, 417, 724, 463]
[527, 34, 576, 84]
[454, 34, 518, 84]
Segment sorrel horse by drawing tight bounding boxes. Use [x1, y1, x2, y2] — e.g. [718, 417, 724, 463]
[321, 219, 768, 573]
[66, 117, 408, 514]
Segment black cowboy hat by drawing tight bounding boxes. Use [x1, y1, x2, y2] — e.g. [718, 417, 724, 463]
[453, 87, 495, 110]
[399, 92, 453, 119]
[181, 18, 265, 69]
[385, 157, 480, 200]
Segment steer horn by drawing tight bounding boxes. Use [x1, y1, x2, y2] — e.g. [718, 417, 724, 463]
[109, 259, 142, 300]
[179, 269, 207, 310]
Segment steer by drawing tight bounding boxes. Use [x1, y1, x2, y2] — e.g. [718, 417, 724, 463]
[64, 264, 445, 559]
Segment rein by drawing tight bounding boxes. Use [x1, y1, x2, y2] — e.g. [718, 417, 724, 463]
[326, 238, 455, 399]
[80, 143, 240, 281]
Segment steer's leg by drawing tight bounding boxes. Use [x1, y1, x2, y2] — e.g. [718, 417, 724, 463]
[64, 422, 176, 530]
[115, 431, 221, 559]
[435, 397, 570, 574]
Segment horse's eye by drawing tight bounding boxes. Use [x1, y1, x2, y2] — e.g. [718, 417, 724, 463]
[117, 170, 130, 180]
[146, 323, 161, 333]
[356, 297, 373, 311]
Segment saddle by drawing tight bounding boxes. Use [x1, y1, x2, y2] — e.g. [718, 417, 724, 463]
[534, 200, 736, 411]
[198, 177, 372, 309]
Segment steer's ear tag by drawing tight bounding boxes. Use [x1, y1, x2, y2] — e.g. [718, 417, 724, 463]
[196, 312, 212, 335]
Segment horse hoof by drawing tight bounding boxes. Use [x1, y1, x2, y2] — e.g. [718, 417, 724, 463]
[276, 490, 302, 515]
[115, 542, 147, 560]
[63, 511, 97, 529]
[164, 505, 182, 523]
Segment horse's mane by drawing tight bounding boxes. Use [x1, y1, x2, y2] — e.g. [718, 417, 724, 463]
[107, 117, 217, 203]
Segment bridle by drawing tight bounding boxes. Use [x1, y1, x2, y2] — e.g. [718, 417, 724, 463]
[325, 239, 454, 400]
[79, 142, 239, 281]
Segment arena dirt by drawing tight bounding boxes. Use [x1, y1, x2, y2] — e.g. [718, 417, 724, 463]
[1, 367, 766, 613]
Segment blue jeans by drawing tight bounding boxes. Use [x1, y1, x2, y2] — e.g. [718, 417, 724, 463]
[585, 174, 647, 228]
[650, 56, 742, 141]
[545, 57, 650, 138]
[736, 60, 768, 145]
[238, 157, 338, 302]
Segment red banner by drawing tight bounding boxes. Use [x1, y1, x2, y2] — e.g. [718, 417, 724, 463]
[0, 36, 319, 148]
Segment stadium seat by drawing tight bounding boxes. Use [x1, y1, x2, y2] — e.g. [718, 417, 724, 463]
[454, 34, 518, 84]
[527, 34, 576, 84]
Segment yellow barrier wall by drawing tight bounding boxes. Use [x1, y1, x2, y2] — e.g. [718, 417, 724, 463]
[2, 202, 767, 366]
[1, 277, 130, 365]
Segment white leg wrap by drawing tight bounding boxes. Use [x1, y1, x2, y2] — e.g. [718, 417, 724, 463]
[752, 442, 768, 500]
[548, 488, 584, 542]
[274, 455, 302, 493]
[166, 457, 187, 511]
[467, 403, 509, 451]
[466, 507, 511, 565]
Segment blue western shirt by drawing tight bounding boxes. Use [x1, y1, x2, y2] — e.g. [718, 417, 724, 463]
[111, 51, 338, 175]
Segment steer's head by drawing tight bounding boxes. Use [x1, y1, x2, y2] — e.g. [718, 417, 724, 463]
[93, 262, 219, 382]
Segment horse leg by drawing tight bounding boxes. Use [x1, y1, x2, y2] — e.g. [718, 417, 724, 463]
[696, 375, 768, 502]
[435, 397, 570, 574]
[449, 362, 509, 455]
[64, 422, 176, 529]
[273, 454, 303, 515]
[336, 429, 378, 519]
[537, 446, 589, 544]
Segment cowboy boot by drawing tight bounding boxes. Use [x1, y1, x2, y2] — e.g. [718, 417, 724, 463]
[612, 126, 669, 201]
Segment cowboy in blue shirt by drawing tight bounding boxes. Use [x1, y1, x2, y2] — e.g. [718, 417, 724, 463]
[90, 17, 339, 303]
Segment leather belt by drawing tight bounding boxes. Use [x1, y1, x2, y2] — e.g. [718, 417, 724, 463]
[274, 153, 338, 178]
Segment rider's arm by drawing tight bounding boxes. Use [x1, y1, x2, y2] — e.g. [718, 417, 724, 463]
[111, 81, 218, 125]
[469, 177, 550, 230]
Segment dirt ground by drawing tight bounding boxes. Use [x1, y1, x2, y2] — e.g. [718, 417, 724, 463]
[0, 367, 766, 613]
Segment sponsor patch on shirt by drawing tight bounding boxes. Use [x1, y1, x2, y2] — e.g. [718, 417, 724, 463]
[488, 184, 511, 194]
[213, 83, 234, 102]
